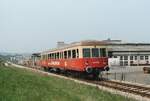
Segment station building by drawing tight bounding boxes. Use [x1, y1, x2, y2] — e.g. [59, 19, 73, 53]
[105, 40, 150, 66]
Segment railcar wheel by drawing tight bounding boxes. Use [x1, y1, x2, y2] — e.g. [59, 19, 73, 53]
[43, 67, 47, 71]
[55, 68, 61, 73]
[92, 73, 99, 80]
[48, 68, 52, 72]
[85, 67, 93, 74]
[63, 70, 69, 77]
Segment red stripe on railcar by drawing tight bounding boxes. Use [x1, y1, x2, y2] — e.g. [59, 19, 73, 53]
[40, 57, 108, 72]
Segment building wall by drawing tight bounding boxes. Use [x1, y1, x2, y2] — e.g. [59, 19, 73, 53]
[107, 44, 150, 66]
[112, 55, 150, 66]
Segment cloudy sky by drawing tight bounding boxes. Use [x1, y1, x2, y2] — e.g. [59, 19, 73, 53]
[0, 0, 150, 53]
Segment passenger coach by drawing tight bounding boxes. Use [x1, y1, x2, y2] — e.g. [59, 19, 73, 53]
[40, 40, 109, 78]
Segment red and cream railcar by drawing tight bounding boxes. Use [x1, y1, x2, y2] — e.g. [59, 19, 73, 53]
[40, 41, 109, 77]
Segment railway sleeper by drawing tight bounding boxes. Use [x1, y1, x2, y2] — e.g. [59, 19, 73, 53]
[107, 81, 150, 91]
[97, 82, 150, 98]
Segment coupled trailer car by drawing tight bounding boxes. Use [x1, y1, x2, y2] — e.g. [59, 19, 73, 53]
[40, 41, 109, 78]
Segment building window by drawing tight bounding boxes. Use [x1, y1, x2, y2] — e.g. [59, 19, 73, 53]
[120, 56, 123, 60]
[130, 56, 133, 60]
[83, 48, 91, 58]
[140, 56, 144, 60]
[134, 56, 137, 60]
[114, 56, 117, 58]
[124, 61, 128, 66]
[124, 56, 128, 60]
[120, 61, 123, 66]
[145, 56, 149, 60]
[146, 61, 149, 64]
[92, 48, 99, 57]
[130, 61, 134, 66]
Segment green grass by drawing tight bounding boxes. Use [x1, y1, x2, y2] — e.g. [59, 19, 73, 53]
[0, 66, 136, 101]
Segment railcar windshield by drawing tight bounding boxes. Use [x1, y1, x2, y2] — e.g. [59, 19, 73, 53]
[83, 48, 91, 58]
[92, 48, 99, 57]
[100, 48, 106, 57]
[83, 48, 106, 58]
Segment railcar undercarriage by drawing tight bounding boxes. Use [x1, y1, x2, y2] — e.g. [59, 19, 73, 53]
[42, 66, 109, 80]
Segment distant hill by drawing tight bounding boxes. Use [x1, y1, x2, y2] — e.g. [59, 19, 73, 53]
[0, 52, 32, 56]
[0, 52, 19, 56]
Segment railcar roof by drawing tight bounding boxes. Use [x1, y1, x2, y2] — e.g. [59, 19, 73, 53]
[42, 40, 108, 54]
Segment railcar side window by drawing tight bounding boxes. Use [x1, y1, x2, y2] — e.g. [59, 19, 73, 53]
[92, 48, 99, 57]
[100, 48, 106, 57]
[46, 55, 47, 60]
[61, 52, 63, 59]
[64, 51, 67, 59]
[48, 54, 50, 59]
[50, 54, 52, 59]
[43, 54, 48, 60]
[46, 55, 47, 59]
[53, 53, 54, 59]
[60, 52, 61, 59]
[54, 53, 57, 59]
[44, 55, 46, 60]
[44, 55, 47, 60]
[72, 50, 76, 58]
[52, 53, 54, 59]
[83, 48, 91, 58]
[68, 50, 71, 58]
[47, 54, 48, 59]
[41, 55, 44, 60]
[77, 49, 79, 58]
[57, 52, 59, 59]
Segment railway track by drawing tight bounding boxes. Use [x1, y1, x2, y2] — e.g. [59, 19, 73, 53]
[91, 80, 150, 98]
[52, 71, 150, 99]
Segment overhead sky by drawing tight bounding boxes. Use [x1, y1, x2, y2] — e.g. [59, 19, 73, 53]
[0, 0, 150, 53]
